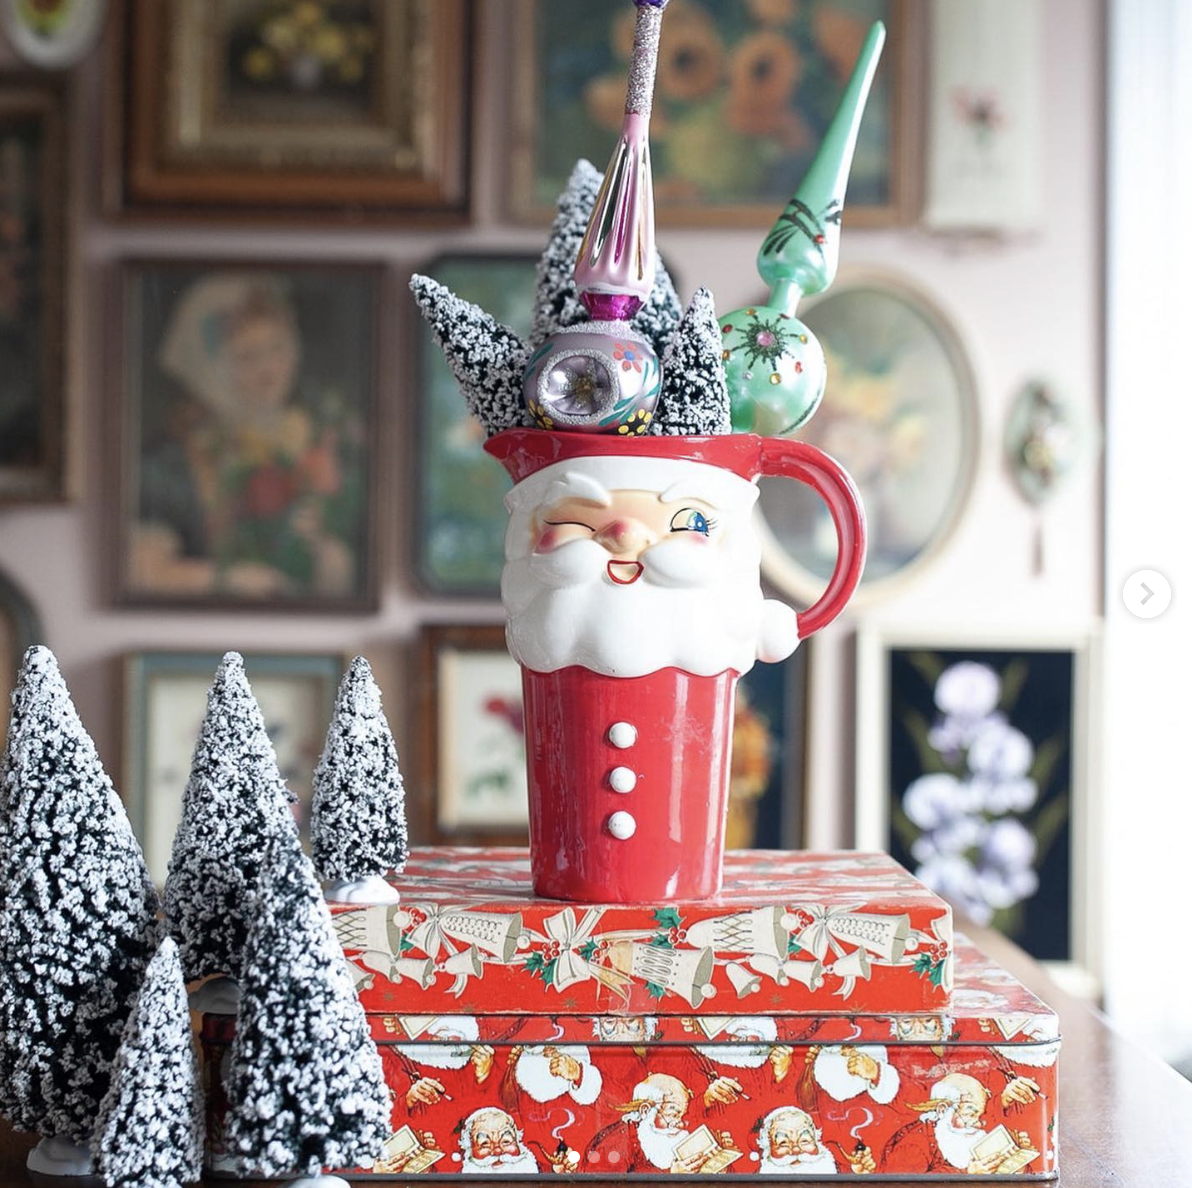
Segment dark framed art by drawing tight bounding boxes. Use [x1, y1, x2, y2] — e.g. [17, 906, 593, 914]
[509, 0, 917, 226]
[856, 627, 1098, 979]
[110, 0, 470, 221]
[0, 566, 44, 751]
[412, 254, 534, 597]
[111, 259, 382, 611]
[123, 650, 343, 885]
[0, 79, 66, 503]
[414, 621, 809, 850]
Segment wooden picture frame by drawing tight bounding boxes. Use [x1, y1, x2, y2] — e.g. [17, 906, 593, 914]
[122, 650, 343, 884]
[508, 0, 919, 227]
[108, 0, 470, 223]
[856, 625, 1100, 989]
[109, 258, 383, 612]
[0, 78, 66, 503]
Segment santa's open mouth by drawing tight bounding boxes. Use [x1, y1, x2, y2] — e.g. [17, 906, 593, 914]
[607, 560, 644, 585]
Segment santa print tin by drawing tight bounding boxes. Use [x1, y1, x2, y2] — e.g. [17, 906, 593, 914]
[200, 938, 1058, 1179]
[328, 848, 955, 1016]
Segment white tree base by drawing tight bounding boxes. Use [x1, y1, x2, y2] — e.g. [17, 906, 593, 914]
[26, 1136, 94, 1176]
[188, 975, 241, 1013]
[324, 875, 400, 905]
[290, 1177, 352, 1188]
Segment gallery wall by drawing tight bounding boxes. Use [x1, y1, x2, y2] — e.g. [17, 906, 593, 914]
[0, 0, 1104, 976]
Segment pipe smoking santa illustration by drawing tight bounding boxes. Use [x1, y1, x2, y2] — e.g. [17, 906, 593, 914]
[413, 3, 884, 903]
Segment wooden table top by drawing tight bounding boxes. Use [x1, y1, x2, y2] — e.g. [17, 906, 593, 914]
[2, 924, 1190, 1186]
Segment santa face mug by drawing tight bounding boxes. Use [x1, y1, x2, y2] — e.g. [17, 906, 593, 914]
[486, 429, 866, 903]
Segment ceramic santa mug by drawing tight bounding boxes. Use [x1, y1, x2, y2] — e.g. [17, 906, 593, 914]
[486, 428, 865, 904]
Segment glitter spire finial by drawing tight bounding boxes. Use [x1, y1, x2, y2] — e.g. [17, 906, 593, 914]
[574, 0, 671, 322]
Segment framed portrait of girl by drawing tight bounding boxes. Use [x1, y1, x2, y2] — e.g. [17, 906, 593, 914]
[112, 260, 382, 610]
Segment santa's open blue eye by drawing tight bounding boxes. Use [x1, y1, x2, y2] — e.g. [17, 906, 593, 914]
[669, 508, 715, 535]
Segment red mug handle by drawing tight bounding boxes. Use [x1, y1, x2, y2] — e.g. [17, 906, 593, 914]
[759, 436, 867, 639]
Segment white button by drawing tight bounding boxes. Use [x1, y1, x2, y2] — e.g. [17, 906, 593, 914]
[607, 811, 636, 840]
[608, 721, 637, 749]
[608, 766, 637, 793]
[1123, 568, 1172, 619]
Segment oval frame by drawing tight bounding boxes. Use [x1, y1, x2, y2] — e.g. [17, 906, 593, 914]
[756, 270, 981, 608]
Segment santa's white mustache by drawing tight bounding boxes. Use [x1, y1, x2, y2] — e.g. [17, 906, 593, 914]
[527, 537, 720, 590]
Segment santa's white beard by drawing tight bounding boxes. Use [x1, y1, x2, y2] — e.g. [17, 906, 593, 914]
[503, 537, 774, 678]
[815, 1049, 878, 1101]
[515, 1048, 584, 1102]
[759, 1148, 838, 1175]
[933, 1109, 985, 1170]
[461, 1149, 540, 1174]
[396, 1043, 471, 1070]
[697, 1044, 769, 1069]
[635, 1108, 688, 1170]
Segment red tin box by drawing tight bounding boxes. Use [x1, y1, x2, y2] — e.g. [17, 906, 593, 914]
[328, 847, 955, 1017]
[200, 937, 1058, 1179]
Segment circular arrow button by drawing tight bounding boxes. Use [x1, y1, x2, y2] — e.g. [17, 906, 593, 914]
[1123, 569, 1172, 619]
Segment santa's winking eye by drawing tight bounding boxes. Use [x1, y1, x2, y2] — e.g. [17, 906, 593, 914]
[669, 508, 716, 535]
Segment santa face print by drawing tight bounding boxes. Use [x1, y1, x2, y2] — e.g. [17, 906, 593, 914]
[471, 1119, 520, 1161]
[533, 490, 721, 588]
[770, 1116, 819, 1159]
[952, 1094, 986, 1130]
[594, 1016, 655, 1043]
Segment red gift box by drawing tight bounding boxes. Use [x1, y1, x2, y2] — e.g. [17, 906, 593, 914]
[328, 847, 955, 1017]
[200, 936, 1057, 1178]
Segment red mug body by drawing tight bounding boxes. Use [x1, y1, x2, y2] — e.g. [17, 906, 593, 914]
[486, 430, 865, 903]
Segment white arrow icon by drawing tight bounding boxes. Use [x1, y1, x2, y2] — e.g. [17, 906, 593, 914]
[1140, 582, 1154, 605]
[1124, 570, 1171, 619]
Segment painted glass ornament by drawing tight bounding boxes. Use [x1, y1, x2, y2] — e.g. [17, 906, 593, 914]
[721, 22, 886, 436]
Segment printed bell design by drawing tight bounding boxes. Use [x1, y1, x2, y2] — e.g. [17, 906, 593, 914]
[829, 946, 873, 981]
[720, 20, 886, 435]
[408, 908, 524, 963]
[608, 941, 716, 1008]
[685, 905, 790, 960]
[440, 945, 484, 979]
[746, 953, 789, 985]
[333, 904, 407, 958]
[797, 906, 911, 964]
[781, 958, 826, 992]
[391, 956, 436, 989]
[725, 962, 762, 998]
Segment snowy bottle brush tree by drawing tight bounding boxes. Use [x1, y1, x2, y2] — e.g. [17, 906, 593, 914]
[224, 828, 390, 1179]
[311, 655, 407, 905]
[92, 936, 204, 1188]
[164, 652, 297, 992]
[0, 646, 160, 1174]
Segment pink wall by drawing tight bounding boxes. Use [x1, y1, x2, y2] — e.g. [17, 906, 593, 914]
[0, 2, 1103, 848]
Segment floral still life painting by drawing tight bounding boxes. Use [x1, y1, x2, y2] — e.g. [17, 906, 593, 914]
[512, 0, 906, 224]
[885, 647, 1076, 962]
[116, 262, 379, 609]
[758, 277, 978, 603]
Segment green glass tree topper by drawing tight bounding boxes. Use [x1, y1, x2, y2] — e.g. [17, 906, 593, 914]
[720, 21, 886, 436]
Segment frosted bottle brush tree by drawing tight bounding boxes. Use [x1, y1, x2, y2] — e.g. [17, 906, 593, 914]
[92, 936, 204, 1188]
[164, 652, 297, 990]
[311, 655, 407, 905]
[0, 646, 160, 1174]
[225, 830, 390, 1179]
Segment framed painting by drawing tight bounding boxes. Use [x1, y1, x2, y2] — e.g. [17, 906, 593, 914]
[412, 254, 534, 597]
[0, 567, 44, 750]
[758, 273, 980, 605]
[413, 623, 529, 846]
[510, 0, 916, 226]
[123, 650, 343, 884]
[856, 626, 1099, 979]
[0, 80, 65, 502]
[111, 0, 469, 221]
[112, 260, 381, 610]
[414, 621, 809, 849]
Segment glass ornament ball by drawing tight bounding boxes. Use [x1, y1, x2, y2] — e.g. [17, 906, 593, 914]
[719, 305, 826, 436]
[523, 323, 661, 435]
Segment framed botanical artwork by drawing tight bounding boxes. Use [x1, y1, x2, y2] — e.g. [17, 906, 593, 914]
[509, 0, 917, 226]
[856, 626, 1099, 978]
[0, 566, 44, 749]
[414, 621, 810, 849]
[413, 623, 529, 846]
[758, 273, 980, 605]
[0, 79, 65, 502]
[111, 0, 469, 221]
[123, 650, 343, 884]
[412, 254, 533, 597]
[111, 260, 381, 610]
